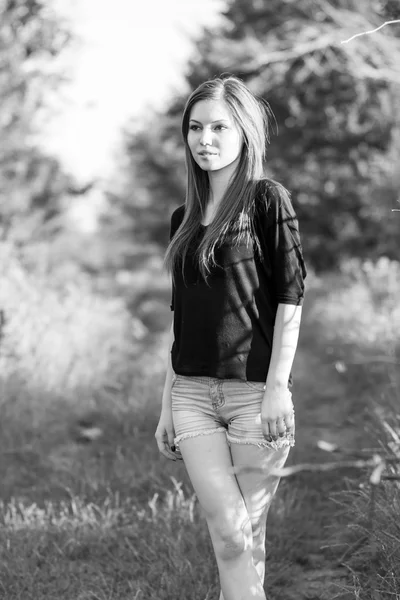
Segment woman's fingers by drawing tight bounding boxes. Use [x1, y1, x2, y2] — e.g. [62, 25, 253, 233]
[284, 409, 295, 436]
[160, 442, 177, 461]
[268, 420, 277, 441]
[261, 415, 277, 441]
[276, 416, 286, 438]
[155, 428, 177, 461]
[262, 408, 295, 442]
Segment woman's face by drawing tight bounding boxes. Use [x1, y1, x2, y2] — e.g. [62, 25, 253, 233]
[187, 99, 243, 173]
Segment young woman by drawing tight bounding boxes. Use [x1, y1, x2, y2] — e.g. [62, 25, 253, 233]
[155, 75, 306, 600]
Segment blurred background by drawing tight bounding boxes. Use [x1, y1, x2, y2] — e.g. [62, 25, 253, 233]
[0, 1, 399, 599]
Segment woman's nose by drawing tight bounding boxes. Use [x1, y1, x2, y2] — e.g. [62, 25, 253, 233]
[200, 128, 213, 146]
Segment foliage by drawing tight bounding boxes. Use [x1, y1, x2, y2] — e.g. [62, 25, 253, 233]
[114, 0, 400, 271]
[0, 255, 399, 598]
[311, 256, 400, 347]
[100, 119, 187, 259]
[381, 0, 400, 20]
[0, 242, 138, 402]
[0, 0, 74, 244]
[304, 256, 400, 599]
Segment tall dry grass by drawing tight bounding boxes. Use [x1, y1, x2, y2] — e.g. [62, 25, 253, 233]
[0, 241, 138, 396]
[309, 257, 400, 599]
[0, 242, 399, 599]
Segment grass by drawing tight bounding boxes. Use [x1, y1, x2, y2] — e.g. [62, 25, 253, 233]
[0, 487, 215, 600]
[333, 383, 400, 600]
[0, 245, 399, 599]
[306, 258, 400, 600]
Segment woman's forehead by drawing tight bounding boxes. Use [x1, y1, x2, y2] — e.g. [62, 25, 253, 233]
[189, 99, 233, 123]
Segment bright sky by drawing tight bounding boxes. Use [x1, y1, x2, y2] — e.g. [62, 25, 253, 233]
[41, 0, 225, 183]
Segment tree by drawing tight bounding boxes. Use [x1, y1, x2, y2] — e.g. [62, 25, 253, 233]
[117, 0, 400, 270]
[0, 0, 74, 243]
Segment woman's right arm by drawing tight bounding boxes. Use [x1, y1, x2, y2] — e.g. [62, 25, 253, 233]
[155, 319, 180, 460]
[161, 320, 175, 410]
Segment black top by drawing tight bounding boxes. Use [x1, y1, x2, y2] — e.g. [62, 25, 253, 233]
[169, 179, 307, 385]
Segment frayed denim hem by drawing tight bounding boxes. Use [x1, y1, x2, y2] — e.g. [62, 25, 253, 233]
[174, 427, 227, 447]
[227, 433, 295, 451]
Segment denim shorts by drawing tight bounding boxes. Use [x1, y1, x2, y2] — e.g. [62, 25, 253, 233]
[171, 374, 295, 452]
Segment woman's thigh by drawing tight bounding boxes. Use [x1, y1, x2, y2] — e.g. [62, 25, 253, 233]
[221, 379, 292, 513]
[178, 432, 249, 532]
[229, 444, 290, 583]
[230, 444, 290, 522]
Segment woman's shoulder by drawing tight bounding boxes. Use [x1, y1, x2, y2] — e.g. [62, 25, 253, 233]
[169, 203, 186, 239]
[170, 203, 185, 226]
[171, 203, 185, 219]
[254, 178, 292, 217]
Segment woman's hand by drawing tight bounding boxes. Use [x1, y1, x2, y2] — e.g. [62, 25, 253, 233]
[155, 408, 182, 461]
[261, 387, 294, 442]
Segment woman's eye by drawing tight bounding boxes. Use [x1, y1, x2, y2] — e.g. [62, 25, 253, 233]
[189, 125, 200, 131]
[214, 125, 226, 131]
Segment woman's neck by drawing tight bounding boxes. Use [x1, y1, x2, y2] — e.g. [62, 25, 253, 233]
[207, 157, 240, 206]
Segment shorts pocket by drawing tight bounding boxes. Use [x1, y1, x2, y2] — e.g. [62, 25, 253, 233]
[244, 380, 266, 392]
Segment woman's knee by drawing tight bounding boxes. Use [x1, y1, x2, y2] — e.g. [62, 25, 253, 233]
[209, 514, 252, 561]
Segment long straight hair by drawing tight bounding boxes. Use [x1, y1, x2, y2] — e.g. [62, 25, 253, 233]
[164, 75, 276, 280]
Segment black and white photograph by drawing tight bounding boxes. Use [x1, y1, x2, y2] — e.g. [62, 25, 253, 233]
[0, 1, 399, 599]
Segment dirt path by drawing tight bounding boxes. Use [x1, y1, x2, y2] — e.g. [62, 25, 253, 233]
[270, 288, 371, 600]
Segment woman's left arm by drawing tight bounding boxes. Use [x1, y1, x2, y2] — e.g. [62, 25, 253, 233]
[262, 303, 303, 440]
[259, 183, 307, 440]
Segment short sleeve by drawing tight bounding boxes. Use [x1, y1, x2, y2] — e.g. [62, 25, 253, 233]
[259, 183, 307, 305]
[169, 205, 185, 311]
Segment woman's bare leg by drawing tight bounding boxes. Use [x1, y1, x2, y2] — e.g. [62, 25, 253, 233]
[178, 432, 267, 600]
[218, 444, 290, 600]
[231, 445, 290, 580]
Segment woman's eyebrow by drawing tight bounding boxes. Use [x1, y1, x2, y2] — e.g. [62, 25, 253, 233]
[189, 118, 230, 124]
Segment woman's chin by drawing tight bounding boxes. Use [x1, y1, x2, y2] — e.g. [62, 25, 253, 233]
[196, 163, 214, 172]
